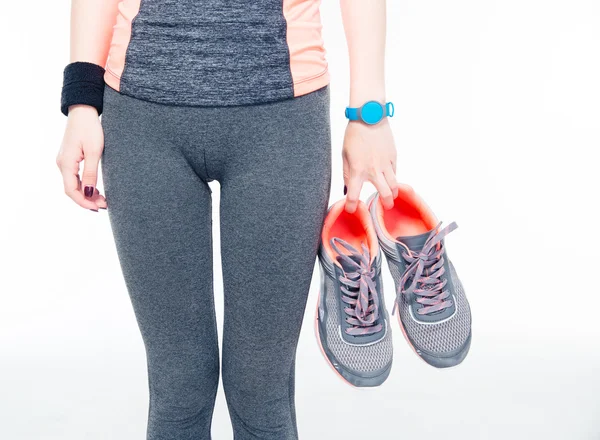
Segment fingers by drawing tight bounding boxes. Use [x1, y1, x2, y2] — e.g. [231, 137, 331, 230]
[57, 153, 99, 210]
[57, 141, 108, 211]
[61, 166, 99, 210]
[383, 166, 399, 199]
[343, 168, 398, 213]
[81, 151, 101, 199]
[374, 173, 394, 210]
[93, 188, 108, 209]
[344, 175, 363, 214]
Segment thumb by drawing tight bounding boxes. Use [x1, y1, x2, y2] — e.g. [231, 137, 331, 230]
[81, 150, 100, 198]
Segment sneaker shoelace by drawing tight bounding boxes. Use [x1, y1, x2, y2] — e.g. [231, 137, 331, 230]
[330, 238, 383, 336]
[393, 222, 458, 317]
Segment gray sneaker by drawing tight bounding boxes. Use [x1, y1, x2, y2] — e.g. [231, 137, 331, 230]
[367, 186, 472, 368]
[316, 199, 393, 387]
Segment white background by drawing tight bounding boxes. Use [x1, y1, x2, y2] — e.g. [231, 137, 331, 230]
[1, 0, 599, 439]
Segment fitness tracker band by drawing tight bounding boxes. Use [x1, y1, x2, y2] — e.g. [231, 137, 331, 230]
[345, 101, 394, 125]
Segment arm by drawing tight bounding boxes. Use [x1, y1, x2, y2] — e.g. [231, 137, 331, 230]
[70, 0, 120, 66]
[340, 0, 398, 213]
[56, 0, 119, 211]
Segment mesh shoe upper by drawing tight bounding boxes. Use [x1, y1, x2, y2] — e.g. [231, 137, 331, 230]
[316, 199, 393, 384]
[368, 188, 472, 362]
[387, 257, 471, 355]
[319, 260, 393, 373]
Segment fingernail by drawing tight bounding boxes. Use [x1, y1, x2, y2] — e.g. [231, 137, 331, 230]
[84, 186, 94, 198]
[89, 209, 98, 213]
[343, 185, 347, 195]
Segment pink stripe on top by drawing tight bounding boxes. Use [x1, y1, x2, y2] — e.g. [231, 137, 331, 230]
[104, 0, 142, 92]
[283, 0, 330, 97]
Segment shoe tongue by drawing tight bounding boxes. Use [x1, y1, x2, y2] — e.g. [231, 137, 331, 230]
[336, 254, 362, 272]
[396, 229, 434, 251]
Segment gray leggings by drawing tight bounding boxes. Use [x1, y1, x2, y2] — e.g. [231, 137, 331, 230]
[100, 85, 331, 439]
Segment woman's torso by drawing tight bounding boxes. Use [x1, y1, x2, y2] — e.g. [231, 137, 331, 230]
[105, 0, 329, 107]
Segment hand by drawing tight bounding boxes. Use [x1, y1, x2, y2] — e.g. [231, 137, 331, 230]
[342, 118, 398, 213]
[56, 105, 107, 211]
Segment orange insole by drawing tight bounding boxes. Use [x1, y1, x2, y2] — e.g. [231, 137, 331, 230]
[383, 196, 429, 238]
[327, 210, 367, 254]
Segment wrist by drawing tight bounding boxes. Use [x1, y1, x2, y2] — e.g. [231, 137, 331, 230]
[68, 104, 100, 118]
[347, 117, 389, 130]
[349, 95, 386, 108]
[349, 82, 386, 107]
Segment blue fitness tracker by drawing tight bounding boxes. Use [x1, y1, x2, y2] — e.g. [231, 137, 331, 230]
[345, 101, 394, 125]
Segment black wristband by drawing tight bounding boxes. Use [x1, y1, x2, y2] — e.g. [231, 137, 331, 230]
[60, 62, 106, 116]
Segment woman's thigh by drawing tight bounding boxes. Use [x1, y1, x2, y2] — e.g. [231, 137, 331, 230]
[100, 86, 220, 427]
[216, 86, 332, 433]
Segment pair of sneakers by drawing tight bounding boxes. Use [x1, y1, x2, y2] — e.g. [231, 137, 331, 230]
[316, 184, 472, 387]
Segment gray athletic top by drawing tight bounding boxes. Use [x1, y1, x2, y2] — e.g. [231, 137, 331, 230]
[104, 0, 330, 106]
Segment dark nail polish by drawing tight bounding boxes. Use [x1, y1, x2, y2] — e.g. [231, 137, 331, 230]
[84, 186, 94, 198]
[343, 185, 347, 195]
[89, 209, 98, 212]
